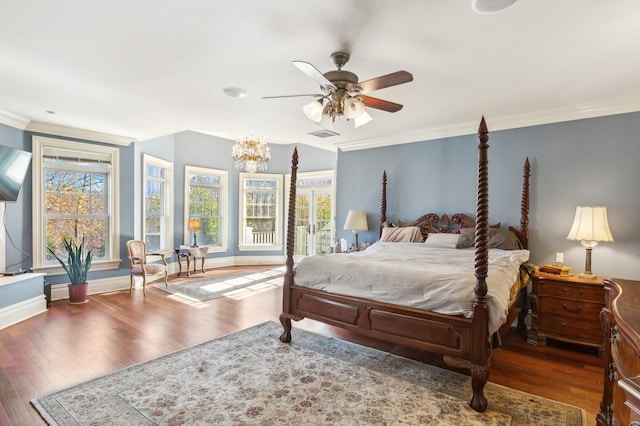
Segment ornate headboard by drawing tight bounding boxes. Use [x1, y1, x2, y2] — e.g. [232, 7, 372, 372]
[378, 158, 530, 250]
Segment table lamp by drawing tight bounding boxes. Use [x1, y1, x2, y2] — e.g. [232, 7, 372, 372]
[188, 218, 201, 247]
[343, 210, 368, 251]
[566, 206, 614, 279]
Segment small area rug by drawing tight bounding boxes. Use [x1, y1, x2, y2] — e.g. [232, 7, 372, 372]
[153, 267, 284, 302]
[31, 322, 585, 425]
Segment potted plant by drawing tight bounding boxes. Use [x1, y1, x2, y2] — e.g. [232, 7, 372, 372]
[48, 237, 93, 304]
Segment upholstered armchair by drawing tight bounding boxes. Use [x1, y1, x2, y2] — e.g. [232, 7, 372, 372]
[126, 240, 168, 295]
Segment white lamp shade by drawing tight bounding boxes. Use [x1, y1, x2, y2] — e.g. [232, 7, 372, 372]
[354, 110, 373, 128]
[343, 97, 365, 119]
[344, 210, 368, 231]
[567, 206, 614, 242]
[303, 99, 324, 122]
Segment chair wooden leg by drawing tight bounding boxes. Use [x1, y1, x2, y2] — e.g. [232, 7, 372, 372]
[163, 271, 168, 287]
[129, 275, 133, 293]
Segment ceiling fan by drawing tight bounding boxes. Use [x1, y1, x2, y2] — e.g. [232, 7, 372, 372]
[263, 51, 413, 128]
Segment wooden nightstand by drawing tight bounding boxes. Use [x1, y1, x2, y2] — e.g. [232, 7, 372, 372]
[527, 272, 606, 357]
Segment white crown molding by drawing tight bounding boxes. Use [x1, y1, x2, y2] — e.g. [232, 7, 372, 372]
[0, 109, 30, 130]
[25, 121, 136, 146]
[334, 101, 640, 152]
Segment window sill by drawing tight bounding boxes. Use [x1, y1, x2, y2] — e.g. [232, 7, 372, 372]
[237, 244, 283, 252]
[32, 259, 123, 275]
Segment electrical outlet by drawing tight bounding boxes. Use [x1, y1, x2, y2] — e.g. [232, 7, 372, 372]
[555, 252, 564, 264]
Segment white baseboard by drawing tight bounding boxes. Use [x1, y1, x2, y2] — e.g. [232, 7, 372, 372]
[0, 295, 47, 330]
[50, 256, 286, 300]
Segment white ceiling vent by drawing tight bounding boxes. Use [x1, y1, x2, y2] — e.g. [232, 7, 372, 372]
[308, 129, 340, 138]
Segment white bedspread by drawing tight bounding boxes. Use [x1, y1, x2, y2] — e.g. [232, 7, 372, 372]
[293, 242, 530, 334]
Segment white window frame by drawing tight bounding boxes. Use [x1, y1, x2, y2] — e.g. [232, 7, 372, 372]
[32, 136, 120, 273]
[184, 165, 228, 253]
[238, 172, 283, 251]
[142, 154, 173, 252]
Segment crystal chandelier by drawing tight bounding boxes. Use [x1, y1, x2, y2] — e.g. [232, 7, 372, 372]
[232, 136, 271, 173]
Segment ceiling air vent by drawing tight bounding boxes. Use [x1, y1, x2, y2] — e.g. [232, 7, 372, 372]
[308, 129, 340, 138]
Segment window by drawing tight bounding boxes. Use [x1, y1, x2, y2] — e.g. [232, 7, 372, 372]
[184, 165, 227, 252]
[238, 173, 283, 251]
[32, 136, 120, 272]
[142, 154, 173, 252]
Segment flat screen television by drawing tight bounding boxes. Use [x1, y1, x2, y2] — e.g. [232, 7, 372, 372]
[0, 144, 32, 202]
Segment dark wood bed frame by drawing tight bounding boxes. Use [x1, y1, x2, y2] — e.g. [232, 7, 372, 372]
[279, 117, 531, 412]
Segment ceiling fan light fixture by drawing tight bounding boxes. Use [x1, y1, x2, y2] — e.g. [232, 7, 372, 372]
[303, 99, 324, 122]
[343, 97, 365, 119]
[354, 111, 373, 128]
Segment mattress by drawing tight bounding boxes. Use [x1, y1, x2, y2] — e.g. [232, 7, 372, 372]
[293, 242, 530, 334]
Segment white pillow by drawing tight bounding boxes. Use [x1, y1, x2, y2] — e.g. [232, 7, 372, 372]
[380, 226, 423, 243]
[424, 233, 459, 248]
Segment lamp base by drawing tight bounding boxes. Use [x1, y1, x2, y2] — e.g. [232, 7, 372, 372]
[578, 272, 598, 280]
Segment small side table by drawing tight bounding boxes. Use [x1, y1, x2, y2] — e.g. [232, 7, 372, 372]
[527, 271, 606, 357]
[174, 246, 209, 276]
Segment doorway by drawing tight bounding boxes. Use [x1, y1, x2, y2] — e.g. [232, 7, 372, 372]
[285, 170, 335, 260]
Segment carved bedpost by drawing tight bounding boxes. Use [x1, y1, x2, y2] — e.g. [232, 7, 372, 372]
[509, 157, 530, 250]
[474, 117, 490, 302]
[279, 147, 298, 343]
[471, 116, 490, 412]
[380, 170, 387, 238]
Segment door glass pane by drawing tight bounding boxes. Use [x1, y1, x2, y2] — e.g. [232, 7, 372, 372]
[294, 194, 310, 256]
[314, 192, 332, 254]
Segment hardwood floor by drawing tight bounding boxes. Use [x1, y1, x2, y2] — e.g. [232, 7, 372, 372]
[0, 266, 603, 425]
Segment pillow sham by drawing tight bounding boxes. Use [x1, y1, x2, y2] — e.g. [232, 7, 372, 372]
[380, 226, 423, 243]
[456, 228, 523, 250]
[423, 233, 459, 248]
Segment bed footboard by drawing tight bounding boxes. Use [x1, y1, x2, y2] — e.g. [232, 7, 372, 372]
[286, 286, 475, 357]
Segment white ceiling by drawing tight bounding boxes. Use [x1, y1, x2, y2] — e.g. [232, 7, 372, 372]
[1, 1, 640, 151]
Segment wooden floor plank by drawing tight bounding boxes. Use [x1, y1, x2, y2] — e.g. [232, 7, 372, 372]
[0, 266, 603, 425]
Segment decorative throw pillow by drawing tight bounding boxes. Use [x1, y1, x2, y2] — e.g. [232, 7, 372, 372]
[456, 228, 476, 249]
[489, 229, 523, 250]
[423, 233, 459, 248]
[456, 228, 523, 250]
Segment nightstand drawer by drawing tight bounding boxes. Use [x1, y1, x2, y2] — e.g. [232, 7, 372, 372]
[538, 281, 603, 303]
[540, 313, 603, 343]
[540, 296, 604, 318]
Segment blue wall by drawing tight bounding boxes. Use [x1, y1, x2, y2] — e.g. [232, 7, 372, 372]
[138, 131, 337, 257]
[2, 111, 639, 284]
[1, 124, 336, 284]
[335, 112, 640, 281]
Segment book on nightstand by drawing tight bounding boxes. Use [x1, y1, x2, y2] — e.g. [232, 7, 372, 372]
[539, 264, 573, 275]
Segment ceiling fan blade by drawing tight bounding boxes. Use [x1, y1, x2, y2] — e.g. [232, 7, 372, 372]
[361, 95, 403, 113]
[357, 71, 413, 94]
[262, 94, 323, 99]
[293, 61, 336, 92]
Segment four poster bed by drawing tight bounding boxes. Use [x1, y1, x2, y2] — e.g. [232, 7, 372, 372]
[279, 117, 532, 412]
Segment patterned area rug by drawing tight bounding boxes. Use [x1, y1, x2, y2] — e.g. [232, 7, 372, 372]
[153, 267, 284, 302]
[32, 322, 585, 425]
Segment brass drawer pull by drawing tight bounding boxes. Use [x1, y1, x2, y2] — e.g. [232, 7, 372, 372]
[561, 303, 583, 313]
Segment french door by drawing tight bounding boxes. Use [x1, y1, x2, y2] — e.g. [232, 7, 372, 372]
[285, 170, 335, 259]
